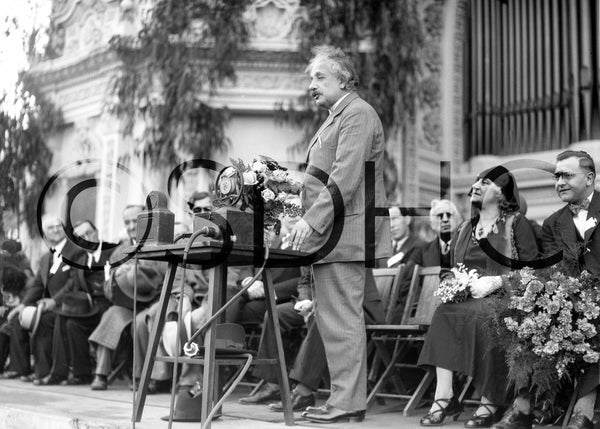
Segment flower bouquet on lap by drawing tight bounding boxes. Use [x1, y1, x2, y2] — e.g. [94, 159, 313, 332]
[435, 263, 480, 303]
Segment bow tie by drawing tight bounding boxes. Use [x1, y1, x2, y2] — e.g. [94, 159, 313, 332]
[569, 199, 591, 215]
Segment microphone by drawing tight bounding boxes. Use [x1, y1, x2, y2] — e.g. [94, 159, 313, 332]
[199, 226, 220, 239]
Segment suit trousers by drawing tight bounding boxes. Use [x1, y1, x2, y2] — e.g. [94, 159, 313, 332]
[9, 316, 32, 375]
[312, 262, 367, 411]
[51, 312, 102, 378]
[289, 290, 384, 391]
[33, 311, 57, 378]
[252, 301, 305, 383]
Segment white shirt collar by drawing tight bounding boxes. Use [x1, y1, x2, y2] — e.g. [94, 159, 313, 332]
[53, 239, 66, 256]
[329, 92, 351, 114]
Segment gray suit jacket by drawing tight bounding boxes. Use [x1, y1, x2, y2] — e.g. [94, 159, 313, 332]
[302, 92, 391, 264]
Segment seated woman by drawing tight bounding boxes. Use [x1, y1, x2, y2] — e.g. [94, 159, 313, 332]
[417, 166, 538, 428]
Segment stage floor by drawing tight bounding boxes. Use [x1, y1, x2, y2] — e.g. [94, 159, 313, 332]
[0, 378, 561, 429]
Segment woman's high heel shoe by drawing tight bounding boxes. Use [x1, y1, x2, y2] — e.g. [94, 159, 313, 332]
[420, 397, 463, 426]
[465, 403, 502, 428]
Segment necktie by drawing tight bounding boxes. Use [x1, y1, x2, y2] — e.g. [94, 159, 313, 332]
[569, 199, 590, 215]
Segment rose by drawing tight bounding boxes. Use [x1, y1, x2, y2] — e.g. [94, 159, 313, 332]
[271, 169, 287, 182]
[253, 161, 267, 173]
[261, 189, 275, 201]
[277, 192, 287, 202]
[243, 171, 257, 185]
[219, 177, 236, 195]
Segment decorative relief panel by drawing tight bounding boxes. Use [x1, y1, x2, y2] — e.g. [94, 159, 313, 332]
[244, 0, 305, 49]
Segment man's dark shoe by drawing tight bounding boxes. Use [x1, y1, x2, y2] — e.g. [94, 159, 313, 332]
[20, 374, 35, 383]
[566, 412, 594, 429]
[36, 374, 66, 386]
[491, 405, 534, 429]
[147, 378, 171, 394]
[301, 404, 365, 423]
[239, 384, 281, 404]
[0, 371, 20, 379]
[268, 390, 315, 412]
[66, 374, 93, 385]
[91, 375, 107, 391]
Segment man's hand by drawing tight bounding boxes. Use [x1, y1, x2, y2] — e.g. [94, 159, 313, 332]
[294, 299, 314, 322]
[7, 303, 25, 321]
[242, 277, 265, 300]
[289, 219, 314, 252]
[38, 298, 56, 313]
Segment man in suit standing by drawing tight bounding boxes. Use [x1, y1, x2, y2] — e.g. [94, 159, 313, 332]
[289, 45, 390, 423]
[492, 150, 599, 429]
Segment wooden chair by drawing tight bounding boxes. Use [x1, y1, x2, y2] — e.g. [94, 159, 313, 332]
[366, 265, 442, 416]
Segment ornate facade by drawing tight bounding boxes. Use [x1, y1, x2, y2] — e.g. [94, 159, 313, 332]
[28, 0, 584, 249]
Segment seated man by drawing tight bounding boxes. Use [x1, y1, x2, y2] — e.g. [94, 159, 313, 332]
[9, 214, 85, 384]
[41, 220, 116, 385]
[89, 205, 166, 391]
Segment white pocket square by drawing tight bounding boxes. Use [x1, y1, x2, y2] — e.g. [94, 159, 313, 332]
[61, 265, 71, 272]
[584, 217, 598, 232]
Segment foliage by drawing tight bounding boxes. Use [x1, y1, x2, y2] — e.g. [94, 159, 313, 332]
[490, 261, 600, 399]
[215, 156, 304, 234]
[276, 0, 425, 197]
[0, 78, 63, 238]
[108, 0, 251, 168]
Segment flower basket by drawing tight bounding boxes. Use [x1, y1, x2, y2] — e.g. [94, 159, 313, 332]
[490, 264, 600, 398]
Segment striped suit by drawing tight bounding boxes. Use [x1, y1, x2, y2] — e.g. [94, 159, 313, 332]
[301, 92, 391, 411]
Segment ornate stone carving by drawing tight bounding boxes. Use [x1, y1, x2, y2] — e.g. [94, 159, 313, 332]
[244, 0, 305, 48]
[80, 12, 104, 51]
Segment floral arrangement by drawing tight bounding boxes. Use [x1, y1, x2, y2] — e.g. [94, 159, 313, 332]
[491, 264, 600, 396]
[216, 156, 304, 234]
[434, 263, 480, 303]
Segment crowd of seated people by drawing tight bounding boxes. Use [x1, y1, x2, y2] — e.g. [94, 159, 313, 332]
[0, 151, 597, 429]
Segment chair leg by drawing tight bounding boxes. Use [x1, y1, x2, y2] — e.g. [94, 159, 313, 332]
[403, 369, 435, 417]
[458, 376, 473, 404]
[107, 359, 128, 385]
[366, 341, 407, 407]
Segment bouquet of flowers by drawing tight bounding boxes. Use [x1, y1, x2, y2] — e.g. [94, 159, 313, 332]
[491, 264, 600, 396]
[216, 156, 304, 234]
[434, 263, 480, 303]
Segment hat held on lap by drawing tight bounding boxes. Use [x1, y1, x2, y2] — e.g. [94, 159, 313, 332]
[19, 303, 44, 337]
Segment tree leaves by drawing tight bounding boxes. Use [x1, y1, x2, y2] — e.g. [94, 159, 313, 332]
[109, 0, 251, 168]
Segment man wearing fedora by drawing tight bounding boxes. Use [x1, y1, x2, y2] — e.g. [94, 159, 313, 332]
[8, 214, 85, 384]
[40, 220, 116, 385]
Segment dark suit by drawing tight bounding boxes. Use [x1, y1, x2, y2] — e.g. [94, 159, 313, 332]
[14, 244, 77, 378]
[301, 92, 391, 411]
[51, 245, 115, 379]
[542, 190, 600, 396]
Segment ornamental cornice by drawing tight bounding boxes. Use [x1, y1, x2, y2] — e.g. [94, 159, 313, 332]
[28, 48, 119, 86]
[52, 0, 118, 25]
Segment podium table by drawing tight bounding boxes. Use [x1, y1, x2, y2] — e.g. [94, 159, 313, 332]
[131, 242, 300, 428]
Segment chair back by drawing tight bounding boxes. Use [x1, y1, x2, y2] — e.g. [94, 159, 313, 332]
[372, 266, 404, 324]
[401, 265, 441, 326]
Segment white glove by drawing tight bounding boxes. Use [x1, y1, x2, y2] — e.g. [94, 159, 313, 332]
[470, 276, 502, 299]
[243, 278, 265, 300]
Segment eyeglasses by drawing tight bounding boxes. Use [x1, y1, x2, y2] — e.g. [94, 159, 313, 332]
[193, 207, 212, 214]
[435, 212, 452, 219]
[552, 172, 587, 181]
